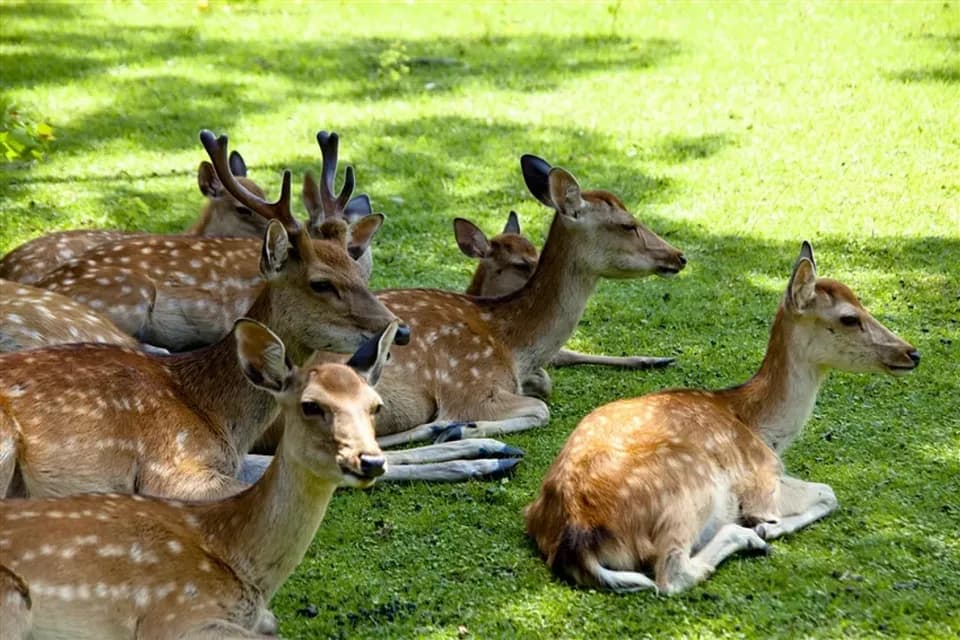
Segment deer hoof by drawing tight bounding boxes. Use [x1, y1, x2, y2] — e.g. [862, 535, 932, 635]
[433, 422, 477, 443]
[483, 457, 522, 480]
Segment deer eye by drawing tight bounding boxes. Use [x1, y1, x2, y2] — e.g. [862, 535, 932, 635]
[301, 401, 328, 420]
[839, 315, 860, 328]
[310, 280, 339, 297]
[235, 206, 254, 217]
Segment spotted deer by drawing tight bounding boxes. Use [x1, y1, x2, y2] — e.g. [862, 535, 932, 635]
[0, 206, 404, 499]
[0, 321, 395, 639]
[0, 279, 137, 352]
[454, 210, 677, 372]
[0, 152, 267, 286]
[29, 132, 384, 351]
[298, 155, 687, 482]
[524, 242, 920, 594]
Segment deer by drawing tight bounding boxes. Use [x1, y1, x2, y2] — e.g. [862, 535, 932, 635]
[454, 210, 677, 374]
[524, 241, 921, 594]
[0, 279, 138, 352]
[275, 154, 687, 483]
[26, 132, 385, 352]
[0, 320, 396, 639]
[0, 152, 268, 286]
[0, 161, 405, 499]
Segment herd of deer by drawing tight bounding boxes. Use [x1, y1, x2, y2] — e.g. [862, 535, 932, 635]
[0, 129, 920, 638]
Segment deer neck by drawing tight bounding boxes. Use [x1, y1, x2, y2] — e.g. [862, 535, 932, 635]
[724, 307, 826, 453]
[481, 215, 598, 375]
[465, 264, 488, 296]
[165, 292, 279, 455]
[200, 438, 336, 600]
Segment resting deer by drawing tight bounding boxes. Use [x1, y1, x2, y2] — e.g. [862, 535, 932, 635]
[524, 242, 920, 594]
[0, 279, 137, 352]
[0, 321, 395, 639]
[454, 210, 676, 372]
[0, 152, 267, 285]
[29, 132, 384, 351]
[0, 184, 403, 499]
[294, 155, 686, 483]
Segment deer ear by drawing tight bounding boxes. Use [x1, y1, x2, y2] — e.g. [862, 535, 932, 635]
[346, 321, 398, 387]
[259, 220, 291, 279]
[228, 151, 247, 177]
[198, 162, 223, 197]
[548, 167, 584, 217]
[503, 210, 521, 235]
[453, 218, 490, 258]
[235, 318, 293, 393]
[344, 194, 372, 220]
[797, 240, 816, 271]
[786, 257, 818, 312]
[347, 213, 384, 260]
[521, 154, 555, 208]
[302, 172, 323, 228]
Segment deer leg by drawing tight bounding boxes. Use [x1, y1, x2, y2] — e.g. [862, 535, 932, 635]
[550, 349, 675, 369]
[383, 439, 524, 464]
[430, 395, 550, 442]
[657, 524, 769, 595]
[380, 457, 522, 483]
[754, 476, 838, 541]
[0, 566, 32, 640]
[520, 367, 552, 400]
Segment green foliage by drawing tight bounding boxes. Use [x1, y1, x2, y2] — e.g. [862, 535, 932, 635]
[1, 1, 958, 638]
[0, 99, 53, 163]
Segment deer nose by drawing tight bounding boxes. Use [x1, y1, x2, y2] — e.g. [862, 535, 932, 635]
[359, 454, 387, 478]
[394, 323, 411, 346]
[908, 350, 921, 366]
[678, 254, 687, 267]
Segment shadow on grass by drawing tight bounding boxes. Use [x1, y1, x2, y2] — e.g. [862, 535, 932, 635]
[889, 28, 960, 84]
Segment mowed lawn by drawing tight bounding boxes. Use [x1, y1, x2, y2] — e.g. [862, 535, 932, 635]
[1, 1, 958, 637]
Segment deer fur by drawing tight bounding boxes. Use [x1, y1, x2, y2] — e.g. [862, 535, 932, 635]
[0, 321, 394, 639]
[0, 279, 137, 352]
[524, 242, 920, 594]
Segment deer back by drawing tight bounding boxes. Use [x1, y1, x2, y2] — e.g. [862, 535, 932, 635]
[0, 279, 137, 352]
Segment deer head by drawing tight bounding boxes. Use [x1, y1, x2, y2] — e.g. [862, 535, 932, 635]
[454, 211, 539, 297]
[195, 151, 272, 237]
[521, 154, 687, 278]
[782, 241, 919, 375]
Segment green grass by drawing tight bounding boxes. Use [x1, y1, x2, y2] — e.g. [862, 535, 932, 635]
[2, 1, 959, 637]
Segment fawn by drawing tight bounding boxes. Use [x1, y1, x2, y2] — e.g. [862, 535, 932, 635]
[0, 151, 267, 285]
[0, 321, 395, 639]
[454, 210, 677, 372]
[524, 242, 920, 594]
[0, 213, 403, 499]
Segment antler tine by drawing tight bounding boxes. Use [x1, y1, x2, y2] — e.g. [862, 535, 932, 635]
[335, 165, 356, 212]
[317, 130, 340, 218]
[199, 130, 298, 230]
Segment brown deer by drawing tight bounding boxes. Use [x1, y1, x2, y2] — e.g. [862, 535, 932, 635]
[454, 210, 677, 371]
[0, 320, 395, 639]
[0, 279, 138, 352]
[28, 132, 384, 351]
[297, 155, 687, 482]
[0, 152, 267, 285]
[524, 242, 920, 594]
[0, 193, 404, 499]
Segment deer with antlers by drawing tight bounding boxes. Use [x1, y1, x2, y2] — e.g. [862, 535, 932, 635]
[0, 279, 138, 352]
[0, 321, 396, 639]
[524, 242, 920, 594]
[0, 144, 404, 499]
[23, 132, 384, 352]
[454, 210, 677, 375]
[278, 154, 686, 482]
[0, 152, 267, 286]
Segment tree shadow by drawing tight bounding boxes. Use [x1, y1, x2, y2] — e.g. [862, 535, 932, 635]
[888, 28, 959, 84]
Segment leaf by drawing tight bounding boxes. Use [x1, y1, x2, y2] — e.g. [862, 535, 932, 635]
[36, 122, 54, 140]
